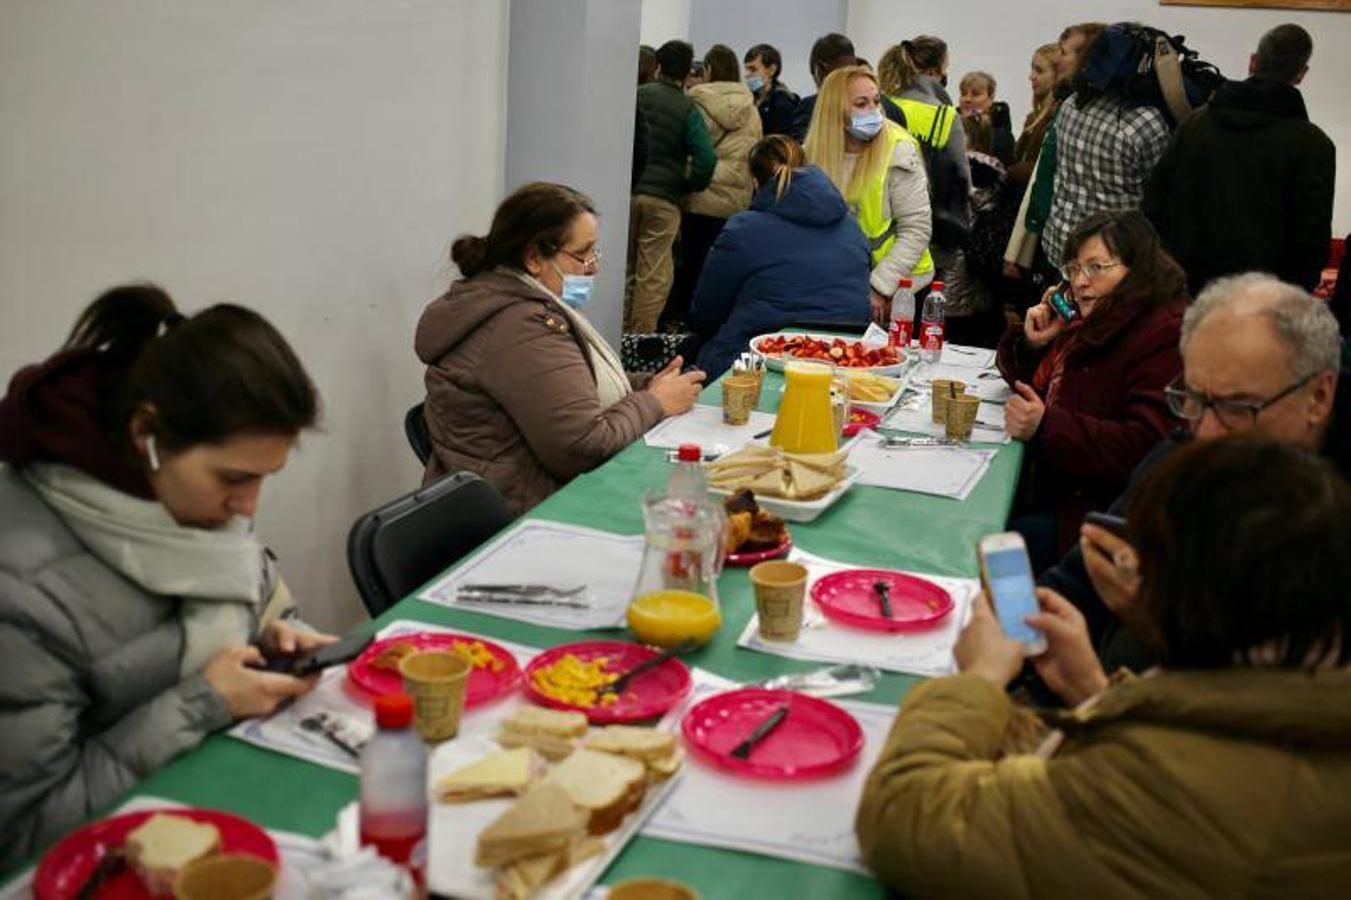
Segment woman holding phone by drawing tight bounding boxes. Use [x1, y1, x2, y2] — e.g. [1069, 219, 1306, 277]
[0, 284, 333, 868]
[857, 436, 1351, 896]
[996, 209, 1187, 568]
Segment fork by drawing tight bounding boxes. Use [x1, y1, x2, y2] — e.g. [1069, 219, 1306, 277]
[458, 583, 585, 598]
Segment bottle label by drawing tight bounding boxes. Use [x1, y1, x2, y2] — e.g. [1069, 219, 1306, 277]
[921, 322, 944, 353]
[889, 319, 912, 348]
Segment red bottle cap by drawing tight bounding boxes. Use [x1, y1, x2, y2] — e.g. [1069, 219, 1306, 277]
[375, 693, 414, 729]
[931, 280, 945, 291]
[677, 444, 702, 462]
[897, 277, 913, 288]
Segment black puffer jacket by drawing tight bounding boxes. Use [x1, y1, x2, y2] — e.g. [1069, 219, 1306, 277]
[1143, 77, 1335, 295]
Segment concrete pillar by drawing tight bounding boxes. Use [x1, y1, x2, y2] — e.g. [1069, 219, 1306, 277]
[505, 0, 643, 347]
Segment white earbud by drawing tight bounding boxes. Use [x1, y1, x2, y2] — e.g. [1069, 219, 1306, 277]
[146, 434, 161, 472]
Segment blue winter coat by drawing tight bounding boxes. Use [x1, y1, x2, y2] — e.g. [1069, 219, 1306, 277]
[690, 166, 871, 379]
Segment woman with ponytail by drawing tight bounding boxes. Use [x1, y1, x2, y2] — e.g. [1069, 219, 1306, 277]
[416, 182, 705, 514]
[0, 284, 329, 869]
[689, 135, 871, 378]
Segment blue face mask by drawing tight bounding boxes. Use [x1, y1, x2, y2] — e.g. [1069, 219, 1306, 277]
[559, 273, 595, 310]
[847, 109, 884, 142]
[745, 75, 765, 94]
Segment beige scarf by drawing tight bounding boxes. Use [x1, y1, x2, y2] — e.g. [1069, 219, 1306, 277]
[24, 462, 275, 677]
[509, 269, 631, 408]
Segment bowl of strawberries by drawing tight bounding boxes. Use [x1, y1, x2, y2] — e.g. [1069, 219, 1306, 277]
[750, 333, 905, 375]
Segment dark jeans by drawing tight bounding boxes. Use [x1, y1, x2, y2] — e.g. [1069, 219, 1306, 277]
[664, 212, 726, 330]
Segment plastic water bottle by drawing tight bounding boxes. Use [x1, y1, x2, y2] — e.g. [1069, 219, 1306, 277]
[360, 693, 428, 886]
[889, 277, 916, 349]
[667, 444, 710, 502]
[919, 280, 948, 364]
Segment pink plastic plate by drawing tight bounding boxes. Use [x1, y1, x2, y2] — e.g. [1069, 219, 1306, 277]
[524, 640, 692, 724]
[725, 532, 793, 567]
[348, 632, 521, 708]
[681, 688, 864, 780]
[842, 406, 882, 438]
[811, 568, 954, 633]
[34, 808, 279, 900]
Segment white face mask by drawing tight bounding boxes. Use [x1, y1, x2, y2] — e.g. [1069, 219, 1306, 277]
[847, 109, 884, 142]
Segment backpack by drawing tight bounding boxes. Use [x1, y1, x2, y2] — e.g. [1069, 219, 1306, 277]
[1077, 23, 1225, 126]
[910, 103, 972, 249]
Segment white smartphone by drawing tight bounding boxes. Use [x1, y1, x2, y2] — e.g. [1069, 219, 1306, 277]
[977, 532, 1048, 655]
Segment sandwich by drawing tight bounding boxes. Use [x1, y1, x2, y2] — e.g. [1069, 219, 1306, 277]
[437, 747, 545, 803]
[124, 813, 222, 894]
[544, 748, 647, 835]
[585, 726, 683, 781]
[475, 783, 587, 869]
[497, 706, 588, 761]
[494, 836, 604, 900]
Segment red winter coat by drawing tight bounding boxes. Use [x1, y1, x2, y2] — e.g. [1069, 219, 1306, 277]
[997, 300, 1185, 554]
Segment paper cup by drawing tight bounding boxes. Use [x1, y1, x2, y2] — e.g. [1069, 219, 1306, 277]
[722, 375, 759, 425]
[945, 394, 981, 441]
[174, 854, 277, 900]
[400, 650, 471, 742]
[750, 560, 808, 642]
[930, 379, 967, 424]
[609, 878, 701, 900]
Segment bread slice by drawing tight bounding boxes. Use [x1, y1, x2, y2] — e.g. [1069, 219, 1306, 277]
[493, 836, 605, 900]
[584, 726, 676, 762]
[544, 748, 647, 835]
[646, 744, 685, 781]
[498, 706, 589, 760]
[124, 813, 222, 894]
[438, 748, 544, 803]
[475, 783, 587, 868]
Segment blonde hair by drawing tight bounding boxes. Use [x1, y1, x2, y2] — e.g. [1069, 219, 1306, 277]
[804, 66, 893, 203]
[959, 71, 996, 97]
[877, 36, 947, 96]
[749, 135, 806, 201]
[1030, 43, 1061, 119]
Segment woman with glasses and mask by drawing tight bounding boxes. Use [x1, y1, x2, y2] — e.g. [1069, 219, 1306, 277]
[417, 182, 706, 515]
[996, 209, 1187, 570]
[805, 66, 933, 327]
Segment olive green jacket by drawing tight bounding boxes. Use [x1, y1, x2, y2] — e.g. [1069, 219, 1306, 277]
[857, 670, 1351, 898]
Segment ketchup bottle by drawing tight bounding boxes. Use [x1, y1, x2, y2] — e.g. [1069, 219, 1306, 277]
[360, 693, 428, 888]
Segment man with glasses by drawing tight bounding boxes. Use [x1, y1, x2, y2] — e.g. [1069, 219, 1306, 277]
[1039, 272, 1348, 674]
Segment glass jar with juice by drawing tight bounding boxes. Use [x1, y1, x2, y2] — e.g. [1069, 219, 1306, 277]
[628, 494, 723, 648]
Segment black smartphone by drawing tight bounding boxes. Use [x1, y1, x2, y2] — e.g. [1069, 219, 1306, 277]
[1083, 512, 1128, 539]
[990, 101, 1011, 130]
[256, 631, 374, 677]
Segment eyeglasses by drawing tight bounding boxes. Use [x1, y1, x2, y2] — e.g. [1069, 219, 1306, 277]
[1062, 260, 1122, 281]
[1164, 371, 1319, 430]
[560, 247, 602, 272]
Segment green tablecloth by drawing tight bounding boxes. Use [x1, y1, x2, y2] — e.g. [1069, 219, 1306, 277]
[109, 369, 1021, 898]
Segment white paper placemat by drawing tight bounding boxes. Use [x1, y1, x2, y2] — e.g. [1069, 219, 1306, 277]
[642, 670, 897, 875]
[938, 343, 997, 369]
[230, 620, 541, 774]
[0, 796, 328, 900]
[734, 549, 978, 677]
[643, 406, 778, 454]
[847, 438, 997, 501]
[883, 399, 1009, 444]
[419, 520, 643, 630]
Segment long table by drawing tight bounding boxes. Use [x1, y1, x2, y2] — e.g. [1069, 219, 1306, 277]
[62, 366, 1021, 898]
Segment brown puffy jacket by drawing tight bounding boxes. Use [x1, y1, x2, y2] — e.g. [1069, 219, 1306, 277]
[415, 270, 663, 514]
[685, 81, 762, 219]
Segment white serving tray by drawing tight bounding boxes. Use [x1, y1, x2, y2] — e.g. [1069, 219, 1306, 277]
[708, 465, 861, 523]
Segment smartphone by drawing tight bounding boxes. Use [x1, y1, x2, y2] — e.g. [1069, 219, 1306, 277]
[1048, 287, 1080, 323]
[977, 532, 1047, 655]
[256, 631, 373, 677]
[1083, 511, 1128, 539]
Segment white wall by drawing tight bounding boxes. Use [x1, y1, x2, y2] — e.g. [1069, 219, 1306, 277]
[0, 0, 509, 631]
[689, 0, 846, 99]
[640, 0, 691, 50]
[846, 0, 1350, 232]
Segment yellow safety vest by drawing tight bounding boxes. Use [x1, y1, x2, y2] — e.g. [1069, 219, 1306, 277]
[891, 96, 956, 150]
[848, 120, 935, 276]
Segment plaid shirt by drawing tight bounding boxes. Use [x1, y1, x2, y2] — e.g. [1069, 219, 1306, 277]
[1042, 95, 1170, 269]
